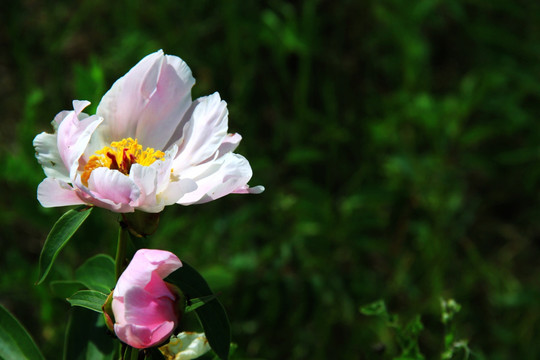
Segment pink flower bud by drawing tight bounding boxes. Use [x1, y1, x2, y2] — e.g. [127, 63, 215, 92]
[112, 249, 182, 349]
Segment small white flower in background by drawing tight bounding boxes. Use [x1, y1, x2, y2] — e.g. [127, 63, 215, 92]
[159, 332, 211, 360]
[34, 50, 263, 213]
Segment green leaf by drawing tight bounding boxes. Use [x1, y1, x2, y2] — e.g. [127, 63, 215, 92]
[185, 294, 221, 313]
[64, 307, 115, 360]
[50, 280, 85, 299]
[67, 290, 108, 313]
[0, 305, 45, 360]
[166, 262, 231, 360]
[37, 206, 93, 284]
[75, 254, 115, 293]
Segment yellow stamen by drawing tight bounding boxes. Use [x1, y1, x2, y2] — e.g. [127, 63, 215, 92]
[81, 138, 165, 186]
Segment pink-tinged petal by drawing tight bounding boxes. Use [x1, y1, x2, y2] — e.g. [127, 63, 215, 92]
[134, 56, 196, 149]
[140, 249, 182, 279]
[37, 178, 86, 207]
[114, 323, 153, 349]
[33, 132, 70, 182]
[144, 272, 177, 300]
[114, 249, 181, 298]
[115, 322, 175, 349]
[177, 153, 256, 205]
[86, 168, 140, 207]
[56, 101, 103, 178]
[232, 184, 265, 194]
[112, 249, 182, 348]
[123, 286, 176, 325]
[111, 297, 126, 324]
[217, 133, 242, 157]
[96, 52, 162, 141]
[73, 100, 91, 114]
[53, 110, 72, 127]
[173, 93, 228, 172]
[96, 50, 195, 150]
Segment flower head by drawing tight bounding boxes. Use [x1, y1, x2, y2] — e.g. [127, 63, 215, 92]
[34, 50, 264, 213]
[112, 249, 183, 349]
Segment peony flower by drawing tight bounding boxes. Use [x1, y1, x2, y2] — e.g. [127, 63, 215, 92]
[159, 332, 211, 360]
[34, 50, 264, 213]
[112, 249, 183, 349]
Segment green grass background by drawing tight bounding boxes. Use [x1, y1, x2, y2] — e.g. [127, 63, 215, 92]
[1, 0, 540, 359]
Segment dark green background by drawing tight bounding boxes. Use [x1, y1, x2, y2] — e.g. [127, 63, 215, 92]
[1, 0, 540, 359]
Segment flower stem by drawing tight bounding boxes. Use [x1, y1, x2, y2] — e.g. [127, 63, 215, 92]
[130, 347, 139, 360]
[115, 222, 129, 280]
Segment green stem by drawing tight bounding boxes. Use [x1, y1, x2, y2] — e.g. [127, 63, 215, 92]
[130, 347, 139, 360]
[123, 345, 130, 360]
[115, 222, 129, 280]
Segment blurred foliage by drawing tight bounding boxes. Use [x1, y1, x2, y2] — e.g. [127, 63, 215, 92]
[1, 0, 540, 359]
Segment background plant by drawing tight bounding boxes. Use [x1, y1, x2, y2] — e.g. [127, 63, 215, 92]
[1, 0, 540, 359]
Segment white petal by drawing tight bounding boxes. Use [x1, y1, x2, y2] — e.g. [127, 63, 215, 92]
[129, 164, 162, 213]
[217, 133, 242, 158]
[84, 168, 141, 212]
[159, 332, 211, 360]
[33, 132, 70, 182]
[73, 100, 91, 114]
[173, 92, 229, 172]
[56, 101, 103, 179]
[37, 178, 86, 207]
[96, 50, 195, 150]
[158, 178, 197, 206]
[153, 145, 178, 194]
[53, 110, 72, 129]
[232, 184, 265, 194]
[177, 153, 254, 205]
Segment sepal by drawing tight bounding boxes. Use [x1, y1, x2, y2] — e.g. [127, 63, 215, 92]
[122, 211, 160, 237]
[101, 291, 115, 332]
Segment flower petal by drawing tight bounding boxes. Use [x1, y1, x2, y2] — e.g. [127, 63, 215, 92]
[232, 184, 265, 194]
[56, 101, 103, 179]
[83, 168, 140, 212]
[96, 50, 195, 150]
[37, 178, 86, 207]
[173, 93, 229, 172]
[33, 132, 70, 182]
[128, 146, 184, 213]
[114, 249, 181, 298]
[115, 321, 175, 349]
[217, 133, 242, 157]
[159, 332, 211, 360]
[112, 249, 182, 349]
[177, 153, 256, 205]
[157, 178, 197, 208]
[123, 286, 176, 325]
[129, 164, 160, 212]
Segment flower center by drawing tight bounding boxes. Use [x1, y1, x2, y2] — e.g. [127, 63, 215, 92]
[81, 138, 165, 186]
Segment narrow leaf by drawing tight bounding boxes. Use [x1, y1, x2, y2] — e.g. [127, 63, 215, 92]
[75, 254, 115, 293]
[166, 262, 230, 360]
[67, 290, 108, 313]
[0, 305, 45, 360]
[37, 206, 93, 284]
